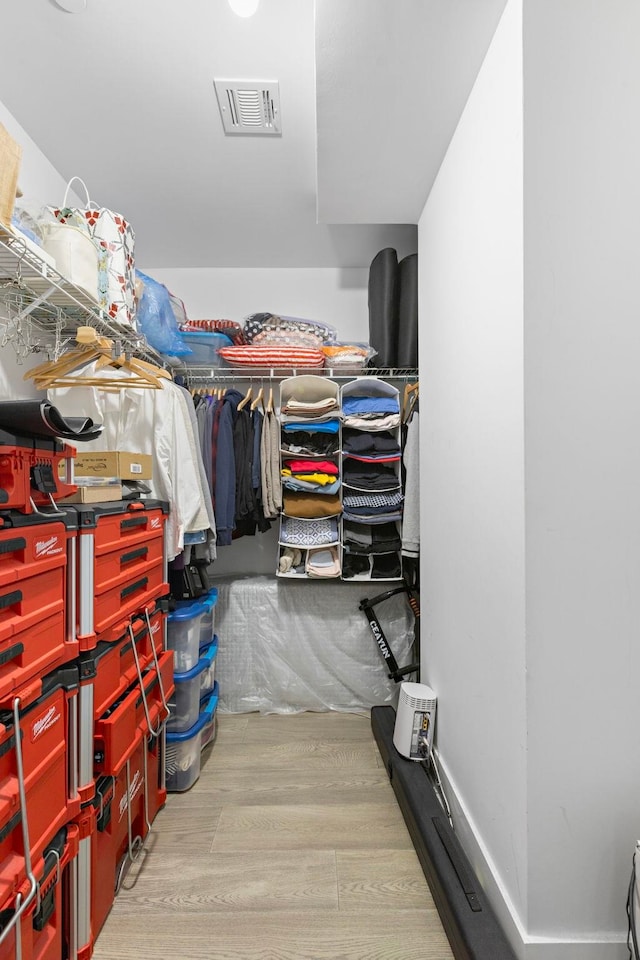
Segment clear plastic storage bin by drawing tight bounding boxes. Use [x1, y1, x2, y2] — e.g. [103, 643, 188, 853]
[199, 637, 218, 699]
[167, 599, 207, 673]
[167, 642, 218, 733]
[198, 588, 218, 647]
[165, 685, 219, 792]
[179, 331, 233, 366]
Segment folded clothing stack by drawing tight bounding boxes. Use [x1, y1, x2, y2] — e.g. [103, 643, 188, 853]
[342, 394, 400, 431]
[342, 520, 402, 556]
[343, 459, 401, 492]
[281, 459, 340, 495]
[342, 489, 404, 525]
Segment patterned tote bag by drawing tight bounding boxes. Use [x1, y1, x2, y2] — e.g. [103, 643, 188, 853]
[48, 177, 136, 327]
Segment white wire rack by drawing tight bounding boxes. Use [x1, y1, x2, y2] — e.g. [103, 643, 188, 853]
[178, 366, 419, 384]
[0, 230, 169, 367]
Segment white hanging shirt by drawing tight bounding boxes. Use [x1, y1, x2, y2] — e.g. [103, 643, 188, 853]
[49, 363, 211, 560]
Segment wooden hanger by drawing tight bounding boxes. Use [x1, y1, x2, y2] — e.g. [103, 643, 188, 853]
[402, 381, 419, 422]
[266, 385, 274, 414]
[26, 327, 165, 391]
[251, 385, 264, 411]
[237, 386, 253, 411]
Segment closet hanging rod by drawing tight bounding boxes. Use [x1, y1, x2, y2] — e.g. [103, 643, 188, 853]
[180, 366, 419, 384]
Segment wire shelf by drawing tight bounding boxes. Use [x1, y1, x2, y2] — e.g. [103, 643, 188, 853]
[178, 366, 419, 383]
[0, 230, 168, 367]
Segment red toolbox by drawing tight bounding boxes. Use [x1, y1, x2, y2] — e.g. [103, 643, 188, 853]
[0, 431, 77, 515]
[0, 512, 78, 704]
[90, 733, 151, 941]
[146, 732, 166, 827]
[0, 823, 79, 960]
[72, 501, 169, 649]
[78, 602, 168, 723]
[0, 665, 79, 901]
[93, 650, 174, 778]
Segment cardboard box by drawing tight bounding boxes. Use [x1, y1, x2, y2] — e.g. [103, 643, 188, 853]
[61, 483, 123, 504]
[74, 451, 152, 481]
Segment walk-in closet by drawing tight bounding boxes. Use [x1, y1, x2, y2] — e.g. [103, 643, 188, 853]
[1, 1, 639, 959]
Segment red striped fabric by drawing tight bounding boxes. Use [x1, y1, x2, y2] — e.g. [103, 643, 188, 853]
[218, 346, 325, 367]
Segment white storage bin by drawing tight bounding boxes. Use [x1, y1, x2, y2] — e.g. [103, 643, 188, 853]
[167, 599, 207, 673]
[165, 686, 219, 792]
[199, 637, 218, 699]
[168, 641, 218, 733]
[201, 687, 219, 750]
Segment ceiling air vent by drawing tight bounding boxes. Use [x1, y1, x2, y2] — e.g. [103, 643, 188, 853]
[214, 80, 281, 136]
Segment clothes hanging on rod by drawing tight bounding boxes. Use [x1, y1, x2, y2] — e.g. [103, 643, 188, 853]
[190, 386, 272, 545]
[48, 361, 215, 562]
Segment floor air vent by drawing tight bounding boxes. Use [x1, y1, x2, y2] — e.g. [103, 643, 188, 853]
[214, 80, 281, 135]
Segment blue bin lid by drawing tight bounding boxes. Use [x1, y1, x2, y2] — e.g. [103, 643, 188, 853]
[174, 638, 218, 682]
[166, 683, 219, 743]
[200, 587, 218, 612]
[168, 598, 208, 623]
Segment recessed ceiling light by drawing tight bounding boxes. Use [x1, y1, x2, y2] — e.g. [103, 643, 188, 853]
[52, 0, 87, 11]
[228, 0, 259, 17]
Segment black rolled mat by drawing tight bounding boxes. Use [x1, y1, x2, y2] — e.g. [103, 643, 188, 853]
[0, 400, 103, 442]
[368, 248, 399, 368]
[371, 706, 517, 960]
[396, 252, 418, 368]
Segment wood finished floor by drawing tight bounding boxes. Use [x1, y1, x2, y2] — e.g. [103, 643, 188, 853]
[92, 712, 454, 960]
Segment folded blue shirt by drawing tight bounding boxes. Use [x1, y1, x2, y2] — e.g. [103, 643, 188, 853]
[282, 419, 340, 434]
[342, 397, 399, 415]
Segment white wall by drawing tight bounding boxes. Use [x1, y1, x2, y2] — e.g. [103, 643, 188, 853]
[140, 266, 369, 343]
[523, 0, 640, 946]
[419, 0, 640, 956]
[0, 99, 81, 400]
[418, 0, 527, 933]
[145, 266, 370, 575]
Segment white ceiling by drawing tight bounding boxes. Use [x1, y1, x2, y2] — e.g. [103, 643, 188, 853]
[0, 0, 505, 269]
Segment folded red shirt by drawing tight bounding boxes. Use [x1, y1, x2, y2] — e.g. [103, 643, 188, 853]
[283, 459, 339, 475]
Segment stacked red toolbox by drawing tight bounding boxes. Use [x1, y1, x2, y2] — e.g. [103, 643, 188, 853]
[0, 511, 78, 702]
[68, 500, 171, 960]
[0, 423, 81, 960]
[0, 824, 79, 960]
[0, 431, 77, 515]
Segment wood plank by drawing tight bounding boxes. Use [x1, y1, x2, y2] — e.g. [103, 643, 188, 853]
[141, 807, 222, 854]
[243, 711, 373, 743]
[187, 766, 394, 807]
[210, 802, 414, 852]
[207, 738, 381, 771]
[336, 849, 433, 910]
[92, 908, 454, 960]
[114, 850, 338, 913]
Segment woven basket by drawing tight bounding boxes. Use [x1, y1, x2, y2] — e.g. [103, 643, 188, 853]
[0, 124, 22, 228]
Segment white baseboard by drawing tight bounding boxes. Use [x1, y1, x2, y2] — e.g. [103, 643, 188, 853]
[433, 753, 627, 960]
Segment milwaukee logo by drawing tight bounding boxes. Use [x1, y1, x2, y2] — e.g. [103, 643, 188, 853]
[151, 518, 161, 529]
[151, 621, 160, 634]
[119, 769, 143, 821]
[369, 620, 391, 660]
[35, 536, 62, 558]
[32, 705, 61, 742]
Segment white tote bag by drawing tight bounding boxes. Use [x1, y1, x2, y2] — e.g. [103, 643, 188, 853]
[49, 177, 136, 327]
[40, 220, 100, 302]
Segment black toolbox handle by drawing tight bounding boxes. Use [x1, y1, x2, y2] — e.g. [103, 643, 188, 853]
[121, 577, 148, 600]
[0, 537, 26, 557]
[120, 546, 148, 565]
[0, 590, 21, 611]
[120, 516, 147, 531]
[0, 642, 23, 668]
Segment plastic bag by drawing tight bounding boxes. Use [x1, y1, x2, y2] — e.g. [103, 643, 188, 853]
[135, 270, 192, 357]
